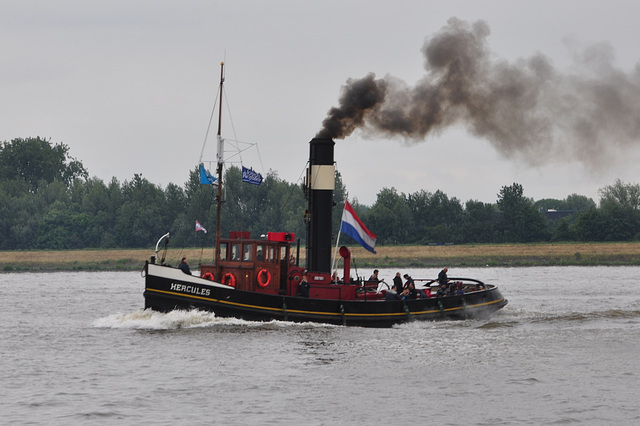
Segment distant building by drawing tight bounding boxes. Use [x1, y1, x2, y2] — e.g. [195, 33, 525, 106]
[542, 209, 580, 220]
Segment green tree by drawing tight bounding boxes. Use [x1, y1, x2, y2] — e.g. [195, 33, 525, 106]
[565, 194, 596, 211]
[0, 137, 87, 192]
[573, 208, 608, 241]
[36, 200, 94, 249]
[597, 179, 640, 240]
[598, 179, 640, 211]
[182, 166, 308, 249]
[460, 200, 498, 243]
[534, 198, 565, 211]
[550, 218, 575, 241]
[534, 193, 594, 242]
[181, 166, 217, 245]
[497, 183, 549, 242]
[405, 190, 464, 244]
[74, 177, 125, 247]
[366, 188, 413, 245]
[113, 174, 168, 247]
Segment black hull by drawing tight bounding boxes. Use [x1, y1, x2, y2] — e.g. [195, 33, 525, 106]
[144, 264, 508, 328]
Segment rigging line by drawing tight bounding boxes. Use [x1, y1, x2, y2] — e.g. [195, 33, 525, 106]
[230, 139, 264, 169]
[223, 138, 257, 146]
[221, 138, 266, 176]
[272, 160, 311, 226]
[261, 159, 309, 229]
[296, 160, 310, 187]
[222, 85, 243, 165]
[199, 86, 221, 164]
[222, 143, 257, 158]
[254, 142, 265, 176]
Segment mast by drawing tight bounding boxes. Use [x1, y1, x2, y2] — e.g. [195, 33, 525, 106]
[215, 62, 225, 278]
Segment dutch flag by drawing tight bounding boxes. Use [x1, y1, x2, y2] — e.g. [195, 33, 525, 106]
[340, 200, 377, 253]
[195, 220, 207, 234]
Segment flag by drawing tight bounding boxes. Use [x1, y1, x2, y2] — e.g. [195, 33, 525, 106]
[340, 200, 377, 253]
[195, 220, 207, 234]
[200, 164, 217, 185]
[242, 166, 263, 185]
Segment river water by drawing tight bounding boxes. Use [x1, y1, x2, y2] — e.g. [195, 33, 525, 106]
[1, 266, 639, 425]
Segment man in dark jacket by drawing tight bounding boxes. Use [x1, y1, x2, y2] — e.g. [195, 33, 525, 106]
[437, 267, 449, 288]
[405, 280, 417, 300]
[298, 273, 310, 297]
[178, 257, 192, 275]
[392, 272, 403, 293]
[403, 274, 415, 290]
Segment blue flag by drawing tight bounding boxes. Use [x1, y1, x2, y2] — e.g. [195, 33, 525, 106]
[200, 164, 217, 185]
[242, 166, 263, 185]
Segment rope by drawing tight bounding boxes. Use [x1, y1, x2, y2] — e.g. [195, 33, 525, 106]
[199, 87, 220, 164]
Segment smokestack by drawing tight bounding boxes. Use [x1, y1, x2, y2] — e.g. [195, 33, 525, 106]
[306, 137, 335, 273]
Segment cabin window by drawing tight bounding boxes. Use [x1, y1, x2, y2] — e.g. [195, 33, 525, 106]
[219, 243, 228, 260]
[243, 244, 253, 261]
[267, 245, 275, 263]
[280, 246, 287, 261]
[256, 244, 265, 262]
[231, 243, 241, 261]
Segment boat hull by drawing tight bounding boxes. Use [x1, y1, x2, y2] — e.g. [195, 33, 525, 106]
[144, 264, 508, 327]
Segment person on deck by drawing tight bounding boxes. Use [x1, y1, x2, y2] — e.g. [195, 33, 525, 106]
[437, 267, 449, 289]
[403, 274, 415, 290]
[404, 280, 417, 300]
[385, 288, 402, 300]
[392, 272, 403, 294]
[298, 273, 310, 297]
[369, 269, 384, 283]
[178, 257, 192, 275]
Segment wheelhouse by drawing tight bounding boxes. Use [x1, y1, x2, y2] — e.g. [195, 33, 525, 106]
[199, 231, 303, 295]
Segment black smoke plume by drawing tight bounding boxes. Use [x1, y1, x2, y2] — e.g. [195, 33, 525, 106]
[317, 18, 640, 168]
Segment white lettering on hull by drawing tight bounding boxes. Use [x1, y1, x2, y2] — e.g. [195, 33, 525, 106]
[170, 283, 212, 297]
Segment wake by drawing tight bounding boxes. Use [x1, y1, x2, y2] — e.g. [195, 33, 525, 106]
[92, 309, 337, 330]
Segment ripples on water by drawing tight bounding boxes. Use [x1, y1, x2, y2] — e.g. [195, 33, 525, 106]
[1, 267, 639, 425]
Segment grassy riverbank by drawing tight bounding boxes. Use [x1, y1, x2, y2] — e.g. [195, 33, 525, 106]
[2, 242, 640, 272]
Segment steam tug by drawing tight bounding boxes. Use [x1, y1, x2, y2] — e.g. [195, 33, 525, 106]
[142, 136, 507, 327]
[142, 64, 508, 327]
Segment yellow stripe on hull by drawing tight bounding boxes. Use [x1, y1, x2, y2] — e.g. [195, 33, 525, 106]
[146, 287, 506, 319]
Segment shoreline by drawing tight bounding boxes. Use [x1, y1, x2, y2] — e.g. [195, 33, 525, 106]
[2, 242, 640, 272]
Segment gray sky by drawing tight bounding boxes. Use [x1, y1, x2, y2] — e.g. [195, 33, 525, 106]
[2, 0, 640, 205]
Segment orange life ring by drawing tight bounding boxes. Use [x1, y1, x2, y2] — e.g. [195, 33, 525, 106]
[257, 269, 271, 287]
[222, 273, 236, 287]
[202, 272, 214, 281]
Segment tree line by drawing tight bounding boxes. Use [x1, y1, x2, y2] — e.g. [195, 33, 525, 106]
[1, 137, 640, 251]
